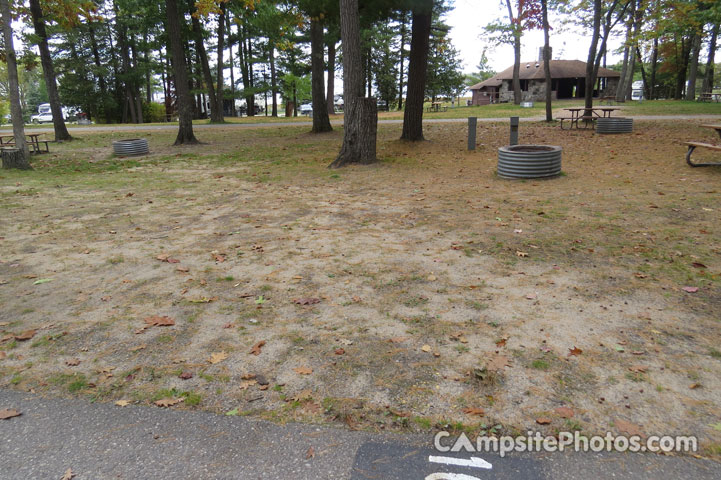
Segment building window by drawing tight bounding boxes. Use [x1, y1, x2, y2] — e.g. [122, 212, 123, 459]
[520, 80, 529, 91]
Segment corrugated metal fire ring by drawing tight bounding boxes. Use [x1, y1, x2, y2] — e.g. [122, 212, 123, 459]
[498, 145, 562, 179]
[596, 117, 633, 134]
[112, 138, 149, 156]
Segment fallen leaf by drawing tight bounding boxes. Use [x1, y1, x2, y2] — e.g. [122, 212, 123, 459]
[179, 371, 193, 380]
[249, 340, 266, 355]
[225, 408, 239, 416]
[130, 344, 146, 352]
[516, 251, 528, 258]
[65, 358, 80, 367]
[176, 266, 189, 273]
[293, 366, 313, 375]
[536, 417, 551, 425]
[188, 297, 217, 303]
[427, 274, 437, 281]
[421, 344, 432, 353]
[462, 407, 485, 416]
[61, 468, 75, 480]
[352, 296, 361, 303]
[388, 337, 408, 343]
[115, 400, 131, 407]
[628, 366, 648, 373]
[23, 274, 38, 279]
[689, 383, 702, 390]
[568, 346, 582, 356]
[495, 338, 507, 347]
[144, 316, 175, 327]
[615, 418, 644, 437]
[682, 286, 699, 293]
[555, 406, 574, 418]
[212, 253, 226, 262]
[154, 398, 184, 407]
[339, 339, 353, 346]
[525, 293, 537, 300]
[0, 352, 6, 359]
[167, 258, 180, 264]
[291, 389, 313, 402]
[293, 297, 320, 305]
[334, 348, 345, 355]
[487, 355, 511, 371]
[33, 278, 52, 285]
[0, 408, 21, 419]
[209, 352, 229, 364]
[240, 380, 257, 389]
[305, 446, 315, 459]
[633, 273, 648, 279]
[691, 262, 707, 269]
[14, 330, 37, 341]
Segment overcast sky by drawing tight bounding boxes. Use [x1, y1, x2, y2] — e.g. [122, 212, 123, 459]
[445, 0, 625, 73]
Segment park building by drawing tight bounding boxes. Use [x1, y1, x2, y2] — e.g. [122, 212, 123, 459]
[469, 57, 621, 105]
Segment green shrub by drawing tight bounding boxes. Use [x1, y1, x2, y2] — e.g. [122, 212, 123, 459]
[142, 102, 166, 123]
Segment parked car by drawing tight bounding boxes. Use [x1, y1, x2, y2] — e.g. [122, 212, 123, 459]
[299, 103, 313, 115]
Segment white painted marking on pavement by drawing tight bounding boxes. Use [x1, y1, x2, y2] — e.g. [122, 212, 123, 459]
[425, 473, 482, 480]
[428, 455, 493, 469]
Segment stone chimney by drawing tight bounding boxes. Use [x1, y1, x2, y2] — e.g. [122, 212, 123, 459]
[538, 47, 552, 62]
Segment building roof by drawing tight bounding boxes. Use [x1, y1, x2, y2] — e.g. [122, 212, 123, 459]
[470, 60, 620, 90]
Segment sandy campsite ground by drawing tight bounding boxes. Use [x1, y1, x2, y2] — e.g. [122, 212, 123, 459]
[1, 118, 720, 456]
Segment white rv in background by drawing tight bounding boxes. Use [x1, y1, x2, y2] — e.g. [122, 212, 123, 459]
[631, 81, 644, 101]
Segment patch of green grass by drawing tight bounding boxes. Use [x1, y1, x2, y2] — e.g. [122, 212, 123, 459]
[68, 375, 88, 393]
[10, 374, 22, 385]
[531, 359, 550, 370]
[107, 256, 125, 264]
[182, 391, 202, 406]
[709, 348, 721, 359]
[413, 416, 433, 430]
[217, 276, 235, 282]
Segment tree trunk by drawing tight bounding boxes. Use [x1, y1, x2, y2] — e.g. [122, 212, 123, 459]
[326, 39, 336, 115]
[165, 0, 199, 144]
[701, 24, 718, 95]
[650, 36, 658, 99]
[685, 32, 701, 100]
[190, 11, 220, 121]
[270, 46, 278, 116]
[398, 12, 407, 111]
[616, 16, 631, 101]
[89, 24, 110, 122]
[310, 17, 332, 133]
[400, 0, 432, 142]
[541, 0, 552, 122]
[584, 0, 602, 112]
[227, 13, 236, 117]
[506, 0, 522, 105]
[674, 36, 691, 99]
[0, 0, 30, 167]
[636, 46, 649, 99]
[28, 0, 72, 141]
[215, 2, 226, 122]
[329, 0, 377, 167]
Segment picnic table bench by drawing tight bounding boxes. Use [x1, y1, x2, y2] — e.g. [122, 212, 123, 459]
[685, 125, 721, 167]
[559, 107, 621, 130]
[426, 102, 447, 113]
[698, 92, 721, 103]
[0, 133, 50, 154]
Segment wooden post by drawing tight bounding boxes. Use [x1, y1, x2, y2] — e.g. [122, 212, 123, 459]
[2, 148, 32, 170]
[510, 116, 519, 146]
[467, 117, 477, 150]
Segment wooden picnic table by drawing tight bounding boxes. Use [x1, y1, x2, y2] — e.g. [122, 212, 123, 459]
[426, 102, 447, 113]
[559, 107, 621, 130]
[684, 124, 721, 167]
[698, 93, 721, 102]
[0, 133, 50, 153]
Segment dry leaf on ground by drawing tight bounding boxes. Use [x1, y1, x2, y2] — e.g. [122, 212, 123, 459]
[305, 446, 315, 459]
[179, 371, 193, 380]
[61, 468, 75, 480]
[154, 398, 184, 407]
[388, 337, 408, 343]
[555, 406, 574, 418]
[115, 400, 131, 407]
[487, 355, 511, 371]
[615, 419, 645, 437]
[421, 344, 432, 352]
[462, 407, 485, 416]
[249, 340, 266, 356]
[568, 346, 583, 356]
[15, 330, 37, 341]
[334, 348, 345, 355]
[0, 408, 21, 419]
[628, 366, 648, 373]
[65, 358, 80, 366]
[294, 366, 313, 375]
[536, 417, 551, 425]
[144, 316, 175, 327]
[209, 352, 229, 364]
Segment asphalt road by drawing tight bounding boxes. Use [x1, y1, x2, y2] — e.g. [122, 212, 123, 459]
[0, 389, 717, 479]
[10, 113, 721, 135]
